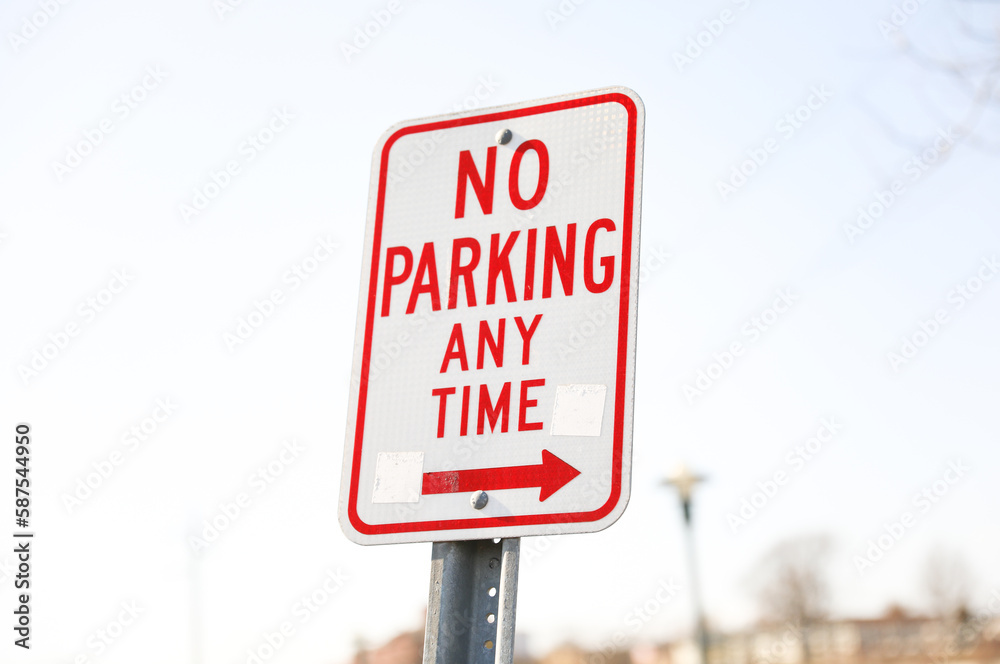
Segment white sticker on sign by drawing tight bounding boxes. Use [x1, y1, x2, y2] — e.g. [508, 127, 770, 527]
[550, 384, 607, 437]
[372, 452, 424, 503]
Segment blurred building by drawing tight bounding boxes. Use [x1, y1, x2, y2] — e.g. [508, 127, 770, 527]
[350, 630, 422, 664]
[347, 610, 1000, 664]
[699, 611, 1000, 664]
[348, 626, 537, 664]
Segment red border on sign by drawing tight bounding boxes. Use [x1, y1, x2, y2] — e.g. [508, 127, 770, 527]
[348, 92, 638, 536]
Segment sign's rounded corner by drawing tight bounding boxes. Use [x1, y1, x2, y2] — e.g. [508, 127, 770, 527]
[371, 119, 418, 164]
[591, 482, 632, 534]
[338, 495, 378, 546]
[600, 86, 645, 118]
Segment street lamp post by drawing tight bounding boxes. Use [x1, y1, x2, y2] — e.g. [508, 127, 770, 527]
[664, 464, 709, 664]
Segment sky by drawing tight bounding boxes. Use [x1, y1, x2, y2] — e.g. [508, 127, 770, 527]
[1, 0, 999, 662]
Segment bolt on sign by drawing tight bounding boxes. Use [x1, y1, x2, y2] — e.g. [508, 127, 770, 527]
[340, 87, 645, 545]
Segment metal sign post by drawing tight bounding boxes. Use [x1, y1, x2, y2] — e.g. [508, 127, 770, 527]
[423, 538, 520, 664]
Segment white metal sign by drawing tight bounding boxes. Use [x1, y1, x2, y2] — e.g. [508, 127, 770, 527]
[340, 87, 645, 544]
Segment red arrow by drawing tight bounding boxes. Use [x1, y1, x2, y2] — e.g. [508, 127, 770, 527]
[422, 450, 581, 502]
